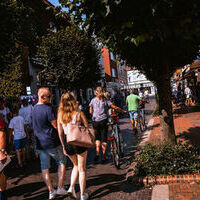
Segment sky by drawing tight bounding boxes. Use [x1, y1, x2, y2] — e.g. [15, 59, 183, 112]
[49, 0, 61, 6]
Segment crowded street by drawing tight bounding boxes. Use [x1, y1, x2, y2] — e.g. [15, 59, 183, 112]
[5, 99, 155, 200]
[1, 1, 200, 200]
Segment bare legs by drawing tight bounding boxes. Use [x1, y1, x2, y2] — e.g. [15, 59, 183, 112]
[131, 120, 137, 129]
[58, 164, 66, 188]
[95, 140, 108, 160]
[42, 169, 54, 192]
[68, 151, 88, 196]
[95, 140, 101, 156]
[42, 163, 66, 193]
[16, 148, 26, 165]
[101, 142, 107, 159]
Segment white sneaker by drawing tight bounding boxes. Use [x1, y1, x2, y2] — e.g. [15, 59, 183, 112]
[80, 193, 89, 200]
[49, 190, 57, 199]
[56, 187, 67, 195]
[67, 187, 77, 199]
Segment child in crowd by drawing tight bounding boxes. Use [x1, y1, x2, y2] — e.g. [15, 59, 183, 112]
[8, 108, 29, 168]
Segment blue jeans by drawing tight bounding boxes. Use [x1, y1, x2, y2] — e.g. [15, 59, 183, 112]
[36, 145, 66, 170]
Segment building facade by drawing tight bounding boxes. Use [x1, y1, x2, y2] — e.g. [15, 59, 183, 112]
[127, 70, 156, 94]
[100, 47, 128, 96]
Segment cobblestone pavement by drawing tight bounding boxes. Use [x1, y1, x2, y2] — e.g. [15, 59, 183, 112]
[5, 98, 155, 200]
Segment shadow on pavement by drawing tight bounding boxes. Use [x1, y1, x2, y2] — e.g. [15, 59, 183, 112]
[87, 173, 143, 199]
[176, 126, 200, 149]
[6, 182, 47, 200]
[174, 105, 200, 115]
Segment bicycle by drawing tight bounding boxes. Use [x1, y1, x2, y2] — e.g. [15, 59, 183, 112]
[137, 109, 147, 132]
[137, 99, 149, 133]
[107, 110, 124, 169]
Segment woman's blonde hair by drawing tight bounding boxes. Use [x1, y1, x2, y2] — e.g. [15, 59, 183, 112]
[58, 92, 79, 125]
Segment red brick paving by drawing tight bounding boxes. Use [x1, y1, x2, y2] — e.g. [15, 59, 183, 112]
[169, 183, 200, 200]
[149, 105, 200, 147]
[148, 105, 200, 200]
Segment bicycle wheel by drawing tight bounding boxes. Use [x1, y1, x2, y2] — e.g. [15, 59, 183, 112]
[111, 139, 120, 169]
[117, 126, 124, 157]
[113, 125, 123, 157]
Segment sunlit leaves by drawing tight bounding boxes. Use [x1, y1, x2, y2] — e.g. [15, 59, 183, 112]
[36, 27, 101, 90]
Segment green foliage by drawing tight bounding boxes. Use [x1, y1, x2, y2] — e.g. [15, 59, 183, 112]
[0, 0, 42, 69]
[0, 54, 23, 98]
[0, 0, 67, 98]
[58, 0, 200, 81]
[58, 0, 200, 143]
[36, 27, 101, 90]
[134, 143, 200, 177]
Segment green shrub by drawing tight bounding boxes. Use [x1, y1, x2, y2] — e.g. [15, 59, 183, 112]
[134, 143, 200, 177]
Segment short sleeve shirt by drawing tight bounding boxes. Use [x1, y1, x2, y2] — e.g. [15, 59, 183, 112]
[19, 105, 33, 125]
[89, 97, 112, 122]
[0, 107, 10, 124]
[126, 94, 141, 111]
[32, 104, 60, 150]
[9, 116, 26, 140]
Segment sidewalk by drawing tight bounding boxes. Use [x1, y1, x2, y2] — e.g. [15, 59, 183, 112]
[148, 105, 200, 200]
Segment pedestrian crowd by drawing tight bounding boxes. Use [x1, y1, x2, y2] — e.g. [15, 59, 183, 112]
[0, 86, 150, 200]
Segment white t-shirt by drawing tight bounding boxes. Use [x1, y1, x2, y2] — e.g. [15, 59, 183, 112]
[19, 105, 33, 125]
[144, 90, 149, 96]
[139, 92, 144, 98]
[185, 87, 191, 95]
[9, 116, 26, 140]
[0, 107, 10, 124]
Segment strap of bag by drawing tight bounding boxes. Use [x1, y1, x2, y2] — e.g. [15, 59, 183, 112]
[71, 112, 79, 124]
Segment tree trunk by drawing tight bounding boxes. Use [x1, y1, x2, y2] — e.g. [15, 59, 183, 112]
[156, 76, 176, 145]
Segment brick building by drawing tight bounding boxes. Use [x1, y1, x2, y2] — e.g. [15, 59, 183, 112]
[100, 47, 128, 96]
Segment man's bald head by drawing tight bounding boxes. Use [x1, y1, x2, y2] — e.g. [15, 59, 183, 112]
[38, 88, 51, 104]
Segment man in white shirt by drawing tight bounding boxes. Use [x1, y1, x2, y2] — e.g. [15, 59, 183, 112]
[184, 86, 192, 106]
[9, 108, 29, 168]
[139, 91, 144, 98]
[144, 89, 149, 100]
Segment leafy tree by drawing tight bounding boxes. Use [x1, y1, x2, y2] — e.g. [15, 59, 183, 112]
[0, 0, 43, 98]
[0, 0, 65, 98]
[0, 55, 23, 98]
[58, 0, 200, 144]
[36, 27, 101, 90]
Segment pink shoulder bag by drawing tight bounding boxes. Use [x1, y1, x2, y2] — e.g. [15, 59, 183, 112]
[66, 112, 95, 148]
